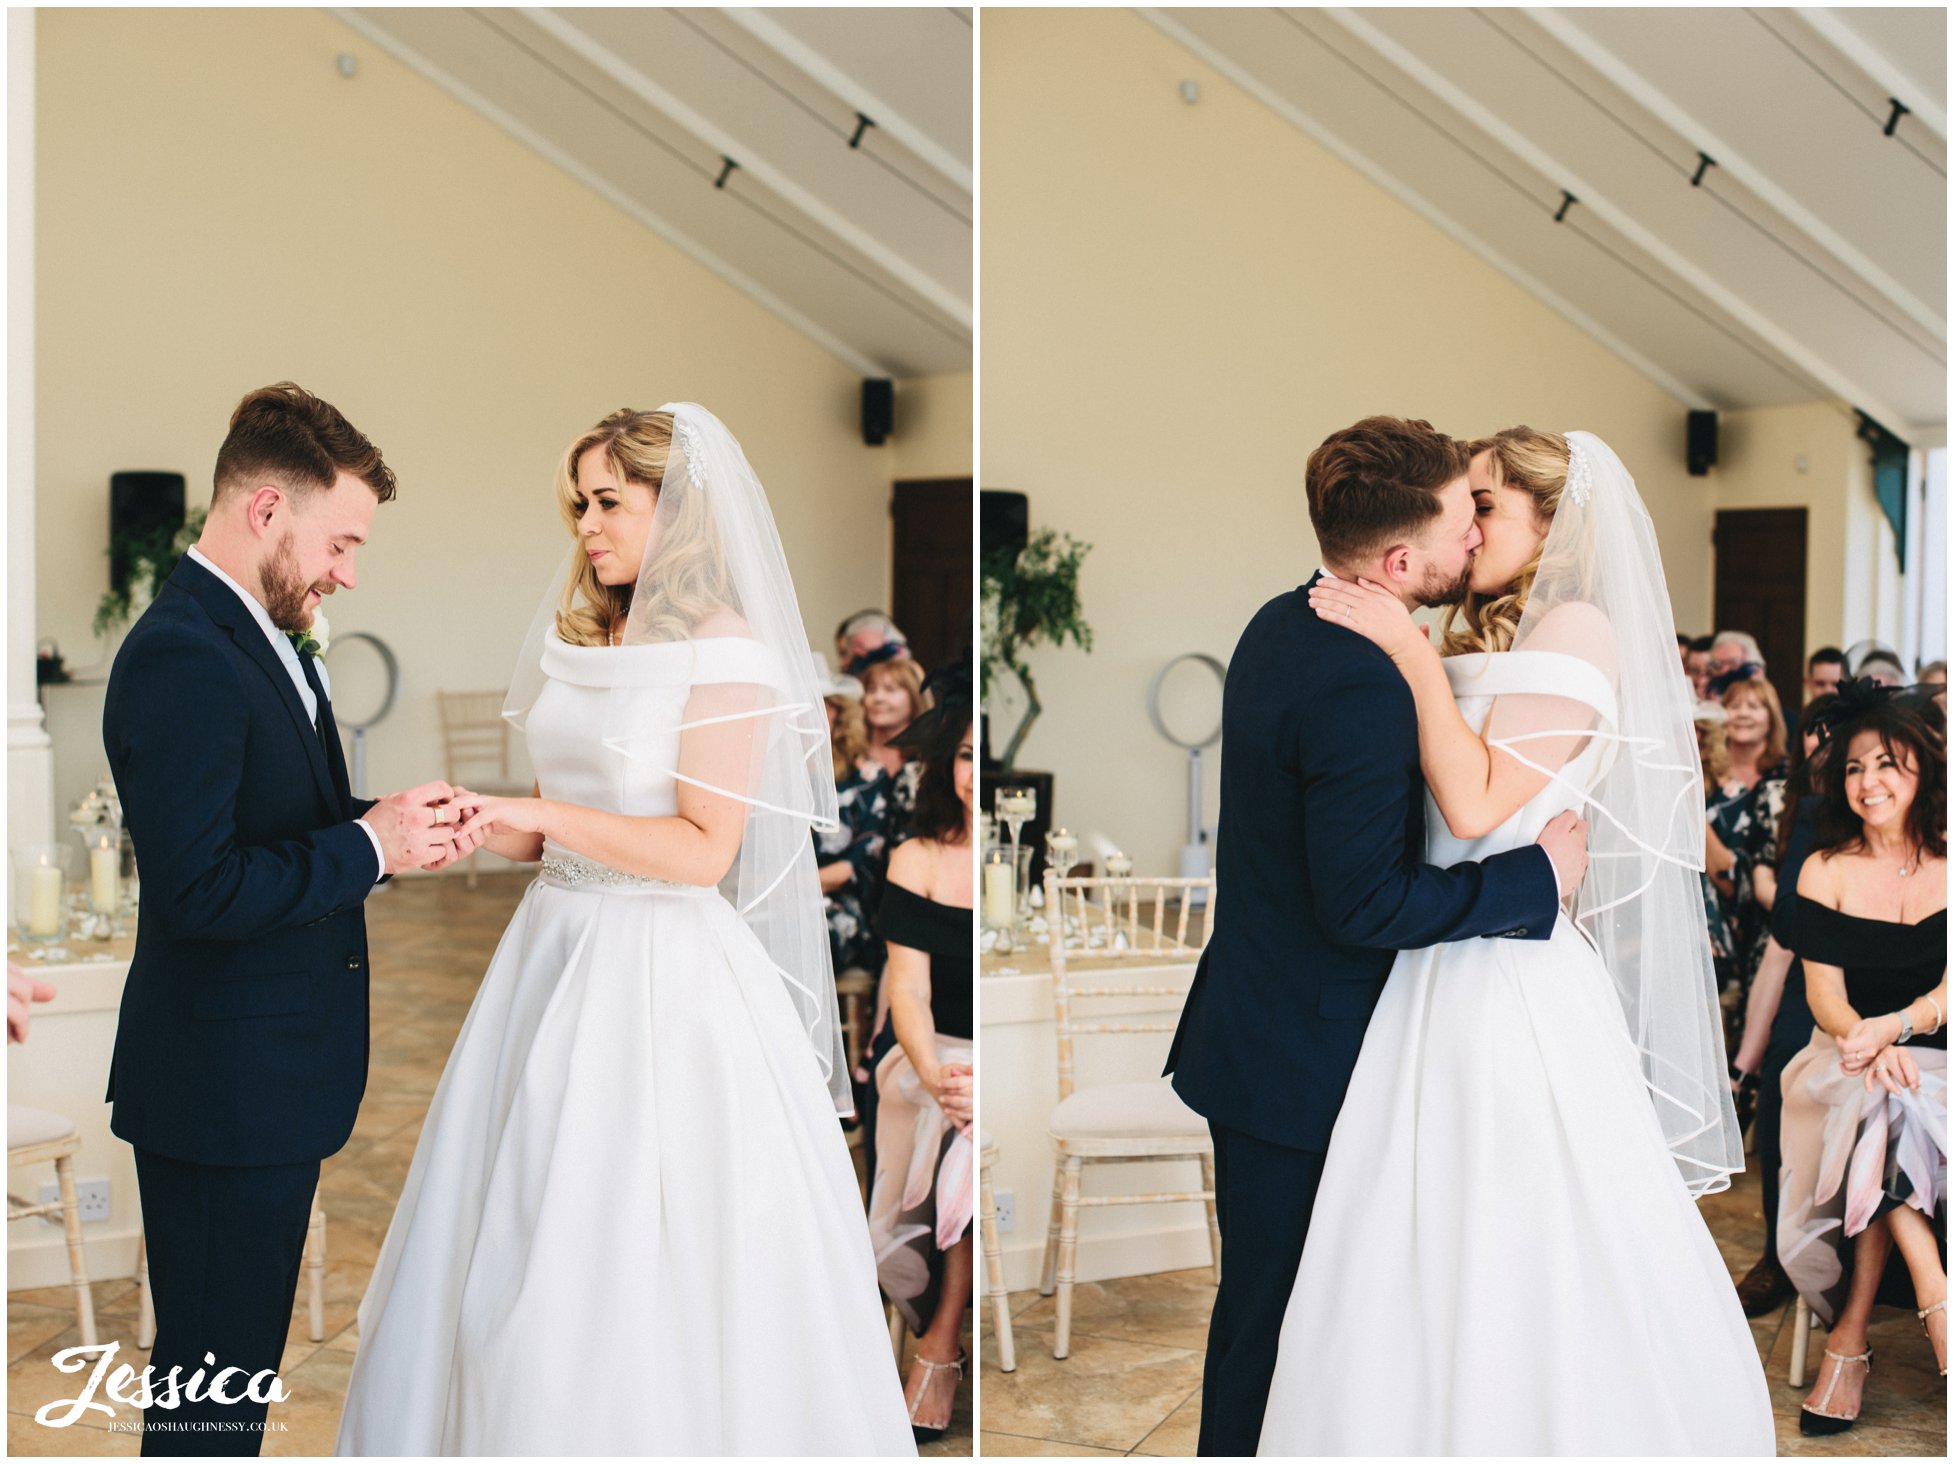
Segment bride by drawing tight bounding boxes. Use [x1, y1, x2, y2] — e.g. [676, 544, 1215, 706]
[1261, 429, 1775, 1454]
[333, 404, 916, 1455]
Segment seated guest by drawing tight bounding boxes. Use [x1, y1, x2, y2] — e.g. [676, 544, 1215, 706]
[1847, 639, 1908, 687]
[814, 658, 891, 984]
[1806, 647, 1847, 703]
[867, 666, 974, 1444]
[1710, 629, 1765, 682]
[1729, 693, 1837, 1314]
[1779, 689, 1947, 1433]
[836, 609, 912, 678]
[1686, 635, 1715, 701]
[1697, 707, 1739, 994]
[863, 656, 932, 837]
[1709, 676, 1791, 1030]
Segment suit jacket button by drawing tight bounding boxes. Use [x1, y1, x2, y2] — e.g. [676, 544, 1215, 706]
[345, 955, 362, 970]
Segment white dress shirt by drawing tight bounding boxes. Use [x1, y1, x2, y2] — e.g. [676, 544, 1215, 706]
[186, 545, 386, 880]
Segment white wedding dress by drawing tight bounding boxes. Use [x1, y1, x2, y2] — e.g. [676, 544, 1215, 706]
[1257, 649, 1774, 1456]
[335, 632, 916, 1456]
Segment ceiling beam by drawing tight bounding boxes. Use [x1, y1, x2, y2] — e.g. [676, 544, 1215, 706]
[520, 8, 971, 332]
[327, 7, 887, 377]
[1794, 6, 1946, 141]
[1320, 7, 1915, 436]
[719, 8, 974, 196]
[1139, 9, 1715, 412]
[1526, 7, 1944, 343]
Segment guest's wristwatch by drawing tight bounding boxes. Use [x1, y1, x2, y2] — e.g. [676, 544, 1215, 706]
[1894, 1008, 1915, 1045]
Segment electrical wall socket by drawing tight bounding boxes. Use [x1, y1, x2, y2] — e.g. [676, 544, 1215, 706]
[38, 1179, 110, 1226]
[994, 1187, 1015, 1233]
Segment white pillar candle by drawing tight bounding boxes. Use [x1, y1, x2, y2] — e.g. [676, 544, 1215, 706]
[1105, 852, 1133, 879]
[90, 843, 119, 913]
[983, 861, 1016, 928]
[28, 865, 63, 936]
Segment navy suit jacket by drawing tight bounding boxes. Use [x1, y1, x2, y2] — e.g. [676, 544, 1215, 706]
[1166, 576, 1561, 1153]
[103, 556, 380, 1167]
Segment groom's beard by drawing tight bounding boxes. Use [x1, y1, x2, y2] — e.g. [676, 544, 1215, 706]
[258, 532, 327, 633]
[1411, 558, 1474, 610]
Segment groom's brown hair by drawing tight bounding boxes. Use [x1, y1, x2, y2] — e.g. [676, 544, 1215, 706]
[213, 382, 397, 504]
[1305, 416, 1467, 567]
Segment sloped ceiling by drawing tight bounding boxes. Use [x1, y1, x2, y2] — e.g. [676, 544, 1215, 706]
[332, 7, 972, 378]
[1146, 7, 1946, 437]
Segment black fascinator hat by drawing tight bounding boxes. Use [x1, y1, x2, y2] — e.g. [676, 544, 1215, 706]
[890, 650, 974, 755]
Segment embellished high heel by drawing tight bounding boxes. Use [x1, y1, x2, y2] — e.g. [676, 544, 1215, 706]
[1918, 1298, 1946, 1377]
[904, 1349, 966, 1444]
[1798, 1345, 1872, 1435]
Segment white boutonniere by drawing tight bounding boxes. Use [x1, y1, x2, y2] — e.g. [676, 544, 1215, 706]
[289, 609, 330, 659]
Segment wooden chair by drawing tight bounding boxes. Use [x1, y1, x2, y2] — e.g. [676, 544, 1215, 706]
[1788, 1293, 1822, 1386]
[436, 690, 530, 888]
[1039, 872, 1218, 1359]
[980, 1135, 1015, 1372]
[8, 1106, 97, 1346]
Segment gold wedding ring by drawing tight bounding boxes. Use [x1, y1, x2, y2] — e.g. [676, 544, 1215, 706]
[433, 806, 448, 826]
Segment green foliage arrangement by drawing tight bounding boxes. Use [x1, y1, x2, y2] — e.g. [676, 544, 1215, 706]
[94, 509, 205, 637]
[981, 526, 1093, 770]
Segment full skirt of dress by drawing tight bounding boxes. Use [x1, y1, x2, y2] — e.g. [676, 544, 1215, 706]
[333, 877, 916, 1457]
[1257, 916, 1775, 1456]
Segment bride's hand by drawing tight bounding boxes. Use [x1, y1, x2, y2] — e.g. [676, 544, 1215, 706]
[450, 790, 550, 840]
[1308, 577, 1431, 664]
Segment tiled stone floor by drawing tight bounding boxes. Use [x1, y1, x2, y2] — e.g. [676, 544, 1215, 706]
[9, 871, 968, 1457]
[980, 1161, 1946, 1457]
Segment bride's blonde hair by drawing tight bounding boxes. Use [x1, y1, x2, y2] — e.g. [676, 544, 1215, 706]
[552, 409, 737, 646]
[1439, 426, 1569, 657]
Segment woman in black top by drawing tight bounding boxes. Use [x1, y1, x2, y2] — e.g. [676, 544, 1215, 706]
[1779, 692, 1946, 1433]
[868, 668, 973, 1443]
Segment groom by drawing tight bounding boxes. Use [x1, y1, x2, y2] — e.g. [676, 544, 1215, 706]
[102, 383, 472, 1455]
[1165, 416, 1588, 1455]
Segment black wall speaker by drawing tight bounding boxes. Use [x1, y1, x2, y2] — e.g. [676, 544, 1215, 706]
[981, 489, 1028, 565]
[861, 378, 894, 446]
[109, 471, 187, 588]
[1686, 410, 1718, 476]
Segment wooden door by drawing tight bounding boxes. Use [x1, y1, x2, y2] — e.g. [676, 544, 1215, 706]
[890, 477, 972, 672]
[1712, 508, 1807, 718]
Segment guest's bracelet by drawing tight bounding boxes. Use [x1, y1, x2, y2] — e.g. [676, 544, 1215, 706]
[1923, 995, 1945, 1036]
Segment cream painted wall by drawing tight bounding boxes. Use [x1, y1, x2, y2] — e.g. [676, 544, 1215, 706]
[35, 7, 903, 824]
[982, 7, 1705, 879]
[1707, 400, 1902, 656]
[892, 370, 974, 482]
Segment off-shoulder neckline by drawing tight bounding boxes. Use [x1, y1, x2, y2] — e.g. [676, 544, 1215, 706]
[1795, 894, 1948, 930]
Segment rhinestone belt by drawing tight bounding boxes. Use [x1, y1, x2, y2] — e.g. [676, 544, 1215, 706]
[540, 851, 699, 893]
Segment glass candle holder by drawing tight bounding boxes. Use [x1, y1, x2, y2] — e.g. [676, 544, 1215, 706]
[1105, 851, 1134, 880]
[1044, 827, 1079, 880]
[15, 845, 74, 943]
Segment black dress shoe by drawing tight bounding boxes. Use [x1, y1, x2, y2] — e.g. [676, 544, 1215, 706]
[1735, 1254, 1793, 1317]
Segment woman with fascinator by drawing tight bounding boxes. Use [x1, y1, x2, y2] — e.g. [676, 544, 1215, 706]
[334, 407, 915, 1454]
[1258, 429, 1773, 1452]
[1777, 682, 1946, 1433]
[866, 659, 975, 1442]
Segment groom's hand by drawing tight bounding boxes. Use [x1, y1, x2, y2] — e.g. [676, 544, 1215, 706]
[365, 781, 461, 875]
[1534, 810, 1589, 898]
